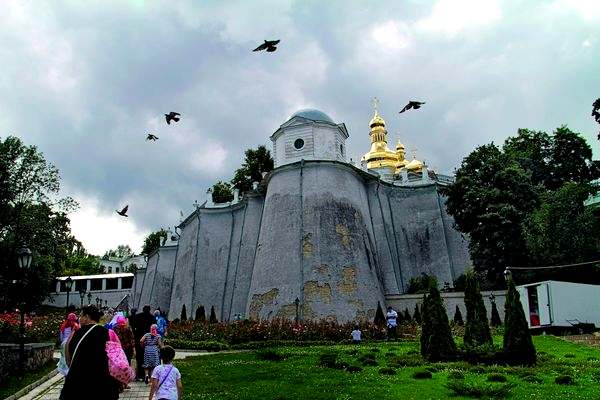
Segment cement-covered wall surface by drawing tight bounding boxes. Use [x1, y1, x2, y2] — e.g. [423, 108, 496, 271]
[134, 160, 471, 322]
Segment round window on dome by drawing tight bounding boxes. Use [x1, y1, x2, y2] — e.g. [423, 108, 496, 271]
[294, 138, 305, 150]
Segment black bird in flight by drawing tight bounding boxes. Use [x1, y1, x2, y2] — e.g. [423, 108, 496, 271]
[399, 101, 426, 113]
[165, 112, 181, 125]
[146, 134, 159, 141]
[592, 98, 600, 124]
[253, 40, 280, 53]
[116, 205, 129, 217]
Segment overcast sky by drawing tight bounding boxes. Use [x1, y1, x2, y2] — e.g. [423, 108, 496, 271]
[1, 0, 599, 255]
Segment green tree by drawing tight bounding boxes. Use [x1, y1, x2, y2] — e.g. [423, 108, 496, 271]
[503, 278, 536, 365]
[195, 305, 206, 322]
[403, 308, 412, 323]
[373, 301, 385, 326]
[231, 145, 274, 193]
[453, 305, 464, 326]
[0, 136, 78, 311]
[490, 301, 502, 327]
[141, 229, 168, 255]
[180, 304, 188, 321]
[524, 182, 599, 266]
[463, 271, 492, 348]
[413, 304, 421, 323]
[211, 181, 234, 203]
[441, 144, 539, 285]
[102, 244, 134, 260]
[420, 286, 457, 361]
[209, 305, 218, 324]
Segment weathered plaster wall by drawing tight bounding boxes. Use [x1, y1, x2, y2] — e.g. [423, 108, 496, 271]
[169, 214, 200, 320]
[247, 162, 386, 322]
[146, 246, 177, 314]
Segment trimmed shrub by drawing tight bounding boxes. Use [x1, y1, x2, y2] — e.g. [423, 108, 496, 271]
[346, 365, 362, 373]
[413, 304, 422, 323]
[164, 339, 228, 351]
[404, 308, 412, 323]
[180, 304, 188, 321]
[420, 286, 457, 361]
[453, 305, 464, 326]
[256, 349, 286, 361]
[347, 349, 359, 356]
[209, 306, 218, 324]
[374, 302, 386, 326]
[358, 353, 378, 366]
[412, 369, 433, 379]
[555, 375, 574, 385]
[470, 366, 486, 374]
[319, 352, 339, 368]
[387, 354, 424, 368]
[379, 367, 396, 375]
[195, 305, 206, 322]
[564, 353, 575, 358]
[446, 380, 515, 398]
[503, 279, 536, 365]
[448, 370, 465, 380]
[487, 373, 507, 382]
[464, 271, 492, 348]
[490, 302, 502, 327]
[522, 375, 543, 384]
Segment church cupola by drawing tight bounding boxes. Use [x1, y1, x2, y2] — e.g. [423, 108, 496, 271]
[270, 108, 349, 168]
[361, 99, 399, 173]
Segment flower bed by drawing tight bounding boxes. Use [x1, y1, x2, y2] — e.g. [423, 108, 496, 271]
[167, 319, 420, 346]
[0, 310, 63, 343]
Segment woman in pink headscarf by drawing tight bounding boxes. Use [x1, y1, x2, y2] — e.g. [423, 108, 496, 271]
[113, 316, 135, 364]
[57, 313, 80, 376]
[140, 323, 163, 384]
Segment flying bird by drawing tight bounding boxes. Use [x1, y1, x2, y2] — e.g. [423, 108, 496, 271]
[592, 98, 600, 124]
[165, 112, 181, 125]
[253, 40, 280, 53]
[146, 134, 159, 141]
[399, 101, 426, 114]
[116, 205, 129, 217]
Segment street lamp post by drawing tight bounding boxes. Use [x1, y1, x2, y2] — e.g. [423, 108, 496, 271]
[16, 245, 33, 376]
[294, 297, 300, 324]
[79, 289, 86, 309]
[87, 292, 92, 305]
[95, 297, 100, 307]
[503, 268, 512, 283]
[64, 277, 73, 317]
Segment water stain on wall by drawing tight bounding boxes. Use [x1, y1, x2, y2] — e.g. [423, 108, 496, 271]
[337, 266, 358, 294]
[248, 288, 279, 320]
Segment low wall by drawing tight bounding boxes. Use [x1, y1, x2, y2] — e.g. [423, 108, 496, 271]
[0, 343, 54, 384]
[386, 290, 507, 322]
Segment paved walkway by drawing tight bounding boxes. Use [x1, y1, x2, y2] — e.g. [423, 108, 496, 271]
[19, 350, 209, 400]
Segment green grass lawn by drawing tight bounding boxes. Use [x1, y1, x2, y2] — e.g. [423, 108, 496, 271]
[0, 360, 56, 399]
[174, 336, 600, 400]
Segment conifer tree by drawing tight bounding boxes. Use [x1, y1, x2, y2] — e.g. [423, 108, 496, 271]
[420, 287, 457, 361]
[403, 308, 412, 322]
[453, 305, 464, 326]
[503, 278, 536, 365]
[209, 305, 218, 324]
[463, 271, 492, 348]
[413, 304, 422, 323]
[490, 301, 502, 327]
[374, 301, 386, 326]
[180, 304, 188, 321]
[196, 305, 206, 322]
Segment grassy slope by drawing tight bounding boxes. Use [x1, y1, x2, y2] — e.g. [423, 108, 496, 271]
[175, 337, 600, 400]
[0, 361, 56, 399]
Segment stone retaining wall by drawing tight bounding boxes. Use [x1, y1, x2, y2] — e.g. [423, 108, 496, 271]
[0, 343, 54, 384]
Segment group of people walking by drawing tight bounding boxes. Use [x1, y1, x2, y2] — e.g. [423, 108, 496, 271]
[57, 304, 182, 400]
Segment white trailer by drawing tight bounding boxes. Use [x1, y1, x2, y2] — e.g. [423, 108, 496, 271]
[517, 281, 600, 329]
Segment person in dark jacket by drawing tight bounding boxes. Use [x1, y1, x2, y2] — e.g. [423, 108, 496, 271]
[60, 305, 120, 400]
[133, 305, 156, 380]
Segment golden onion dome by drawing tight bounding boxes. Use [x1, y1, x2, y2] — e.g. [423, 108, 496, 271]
[395, 140, 405, 151]
[369, 110, 386, 128]
[405, 157, 424, 171]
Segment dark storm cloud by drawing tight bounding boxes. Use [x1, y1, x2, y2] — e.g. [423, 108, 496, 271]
[1, 1, 598, 252]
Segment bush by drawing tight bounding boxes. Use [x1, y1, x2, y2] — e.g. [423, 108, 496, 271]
[195, 305, 206, 322]
[209, 306, 218, 324]
[379, 367, 396, 375]
[412, 369, 433, 379]
[446, 379, 515, 398]
[407, 274, 437, 294]
[319, 352, 339, 368]
[164, 339, 229, 351]
[463, 271, 492, 348]
[490, 302, 502, 327]
[522, 375, 543, 384]
[358, 353, 378, 366]
[345, 365, 362, 373]
[564, 353, 575, 358]
[180, 304, 187, 321]
[555, 375, 574, 385]
[387, 354, 424, 368]
[453, 305, 464, 326]
[487, 373, 507, 382]
[448, 370, 465, 380]
[420, 286, 457, 361]
[413, 304, 421, 324]
[374, 302, 386, 327]
[469, 366, 486, 374]
[503, 279, 536, 365]
[256, 349, 286, 361]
